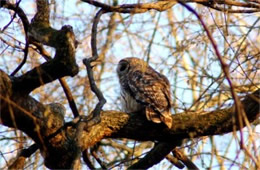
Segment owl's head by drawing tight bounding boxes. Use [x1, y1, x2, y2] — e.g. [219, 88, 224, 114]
[117, 59, 130, 76]
[117, 57, 148, 77]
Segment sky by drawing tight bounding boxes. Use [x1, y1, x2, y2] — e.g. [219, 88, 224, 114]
[0, 0, 259, 169]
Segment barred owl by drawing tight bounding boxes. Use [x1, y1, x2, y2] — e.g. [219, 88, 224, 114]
[117, 57, 173, 128]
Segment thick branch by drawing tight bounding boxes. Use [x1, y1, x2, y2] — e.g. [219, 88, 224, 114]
[11, 25, 78, 94]
[0, 70, 80, 169]
[80, 89, 260, 148]
[1, 0, 79, 94]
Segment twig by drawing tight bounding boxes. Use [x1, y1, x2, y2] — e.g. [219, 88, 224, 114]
[172, 148, 199, 170]
[1, 0, 22, 32]
[0, 0, 30, 35]
[82, 149, 96, 169]
[82, 9, 107, 127]
[90, 144, 107, 169]
[128, 141, 181, 169]
[89, 9, 106, 61]
[201, 4, 260, 13]
[58, 78, 79, 117]
[166, 154, 185, 169]
[8, 143, 39, 169]
[181, 4, 259, 167]
[11, 36, 29, 76]
[1, 0, 30, 76]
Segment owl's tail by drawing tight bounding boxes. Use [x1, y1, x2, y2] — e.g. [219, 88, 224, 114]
[146, 107, 173, 129]
[160, 112, 173, 129]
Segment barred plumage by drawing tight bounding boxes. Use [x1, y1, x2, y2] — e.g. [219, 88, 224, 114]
[116, 57, 173, 128]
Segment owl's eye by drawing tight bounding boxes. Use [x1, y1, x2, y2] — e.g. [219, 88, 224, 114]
[119, 62, 129, 73]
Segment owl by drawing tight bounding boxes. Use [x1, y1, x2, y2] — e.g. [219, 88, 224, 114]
[116, 57, 173, 128]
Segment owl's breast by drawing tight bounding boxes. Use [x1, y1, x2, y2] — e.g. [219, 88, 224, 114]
[120, 89, 143, 113]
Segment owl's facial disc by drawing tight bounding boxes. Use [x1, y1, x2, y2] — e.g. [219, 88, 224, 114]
[117, 60, 129, 75]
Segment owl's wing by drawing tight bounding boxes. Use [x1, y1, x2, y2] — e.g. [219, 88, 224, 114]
[128, 70, 172, 128]
[128, 70, 170, 109]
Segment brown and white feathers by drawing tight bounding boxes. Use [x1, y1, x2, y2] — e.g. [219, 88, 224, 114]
[116, 57, 173, 128]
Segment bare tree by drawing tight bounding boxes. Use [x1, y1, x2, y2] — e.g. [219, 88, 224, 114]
[0, 0, 259, 169]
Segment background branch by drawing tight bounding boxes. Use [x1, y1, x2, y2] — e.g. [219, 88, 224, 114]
[179, 1, 246, 148]
[8, 144, 38, 169]
[128, 142, 181, 169]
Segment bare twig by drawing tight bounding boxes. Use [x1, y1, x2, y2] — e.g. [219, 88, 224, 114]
[58, 78, 79, 117]
[90, 144, 107, 169]
[1, 0, 23, 32]
[8, 144, 39, 169]
[172, 148, 199, 170]
[82, 149, 96, 169]
[200, 4, 260, 13]
[128, 142, 181, 169]
[82, 9, 107, 127]
[10, 36, 29, 76]
[1, 0, 30, 76]
[0, 0, 30, 32]
[166, 154, 185, 169]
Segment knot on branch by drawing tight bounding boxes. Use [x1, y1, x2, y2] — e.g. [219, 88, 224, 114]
[42, 103, 65, 137]
[40, 103, 81, 169]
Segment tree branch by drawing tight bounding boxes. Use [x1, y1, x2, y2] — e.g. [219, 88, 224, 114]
[172, 148, 199, 169]
[80, 89, 260, 148]
[82, 9, 107, 127]
[1, 0, 80, 118]
[81, 0, 260, 14]
[8, 144, 39, 169]
[0, 0, 30, 33]
[0, 68, 259, 169]
[128, 142, 181, 169]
